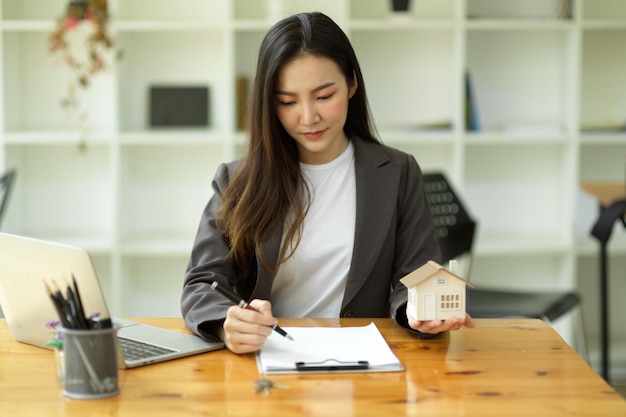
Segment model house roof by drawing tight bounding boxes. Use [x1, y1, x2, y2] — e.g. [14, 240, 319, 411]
[400, 260, 474, 288]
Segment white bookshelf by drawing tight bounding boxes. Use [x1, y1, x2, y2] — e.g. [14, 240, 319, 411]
[1, 0, 625, 373]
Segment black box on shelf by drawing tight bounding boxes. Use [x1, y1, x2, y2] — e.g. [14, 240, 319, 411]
[149, 86, 209, 127]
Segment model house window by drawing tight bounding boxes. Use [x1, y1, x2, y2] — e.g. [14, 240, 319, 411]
[440, 293, 461, 310]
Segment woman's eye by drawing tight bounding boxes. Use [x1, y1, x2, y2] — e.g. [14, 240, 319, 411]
[318, 93, 334, 101]
[278, 100, 295, 106]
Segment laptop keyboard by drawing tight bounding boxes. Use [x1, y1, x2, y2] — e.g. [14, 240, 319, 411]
[118, 336, 177, 361]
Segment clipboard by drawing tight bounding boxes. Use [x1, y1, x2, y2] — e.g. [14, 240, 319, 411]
[295, 359, 370, 372]
[256, 322, 404, 374]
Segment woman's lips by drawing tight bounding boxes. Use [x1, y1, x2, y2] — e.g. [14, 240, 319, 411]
[303, 130, 325, 140]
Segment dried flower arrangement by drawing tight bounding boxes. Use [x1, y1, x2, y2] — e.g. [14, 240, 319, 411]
[49, 0, 117, 116]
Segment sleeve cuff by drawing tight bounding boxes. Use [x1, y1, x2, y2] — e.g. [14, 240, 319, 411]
[197, 319, 225, 343]
[393, 303, 438, 340]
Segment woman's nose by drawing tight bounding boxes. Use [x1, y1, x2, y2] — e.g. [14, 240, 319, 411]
[300, 103, 320, 126]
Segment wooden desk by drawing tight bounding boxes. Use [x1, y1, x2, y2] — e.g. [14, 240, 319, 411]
[0, 318, 624, 416]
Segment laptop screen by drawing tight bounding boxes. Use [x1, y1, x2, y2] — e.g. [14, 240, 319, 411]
[0, 233, 111, 348]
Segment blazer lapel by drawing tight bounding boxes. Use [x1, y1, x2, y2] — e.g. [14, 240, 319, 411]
[251, 139, 401, 307]
[342, 139, 401, 308]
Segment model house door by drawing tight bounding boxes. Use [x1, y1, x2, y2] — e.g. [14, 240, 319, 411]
[423, 295, 436, 320]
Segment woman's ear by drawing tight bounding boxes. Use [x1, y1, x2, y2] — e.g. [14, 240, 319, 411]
[348, 70, 358, 99]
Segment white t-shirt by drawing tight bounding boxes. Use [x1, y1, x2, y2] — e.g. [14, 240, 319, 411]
[270, 142, 356, 317]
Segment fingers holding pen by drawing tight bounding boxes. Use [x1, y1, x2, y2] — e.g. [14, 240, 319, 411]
[247, 299, 274, 318]
[222, 300, 277, 354]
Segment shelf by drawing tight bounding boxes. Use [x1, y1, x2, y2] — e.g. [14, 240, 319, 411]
[351, 28, 456, 130]
[3, 131, 113, 145]
[17, 234, 115, 255]
[119, 256, 188, 316]
[0, 20, 55, 31]
[380, 129, 455, 144]
[116, 30, 226, 132]
[465, 132, 570, 145]
[467, 0, 572, 21]
[113, 21, 225, 32]
[232, 20, 276, 31]
[580, 29, 626, 131]
[465, 20, 573, 30]
[471, 252, 572, 291]
[3, 144, 114, 238]
[114, 0, 228, 22]
[582, 21, 626, 30]
[580, 132, 626, 144]
[2, 30, 115, 133]
[119, 130, 226, 145]
[118, 144, 223, 243]
[119, 235, 195, 256]
[466, 29, 574, 133]
[576, 236, 626, 256]
[0, 1, 624, 357]
[579, 144, 626, 180]
[349, 19, 456, 30]
[583, 0, 626, 21]
[464, 144, 571, 246]
[1, 0, 64, 20]
[350, 0, 455, 21]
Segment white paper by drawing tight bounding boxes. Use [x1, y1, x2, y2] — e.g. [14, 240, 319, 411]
[256, 322, 403, 374]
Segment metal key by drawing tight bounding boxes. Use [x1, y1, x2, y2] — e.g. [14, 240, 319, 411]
[254, 378, 290, 394]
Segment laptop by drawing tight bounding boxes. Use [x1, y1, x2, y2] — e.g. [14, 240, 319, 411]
[0, 232, 224, 368]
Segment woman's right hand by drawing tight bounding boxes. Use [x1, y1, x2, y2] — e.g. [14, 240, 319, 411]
[220, 299, 277, 354]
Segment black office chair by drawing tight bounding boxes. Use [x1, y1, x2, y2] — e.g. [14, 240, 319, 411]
[422, 172, 587, 360]
[0, 169, 16, 230]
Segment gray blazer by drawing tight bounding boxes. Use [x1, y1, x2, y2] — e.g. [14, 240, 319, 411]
[181, 137, 440, 339]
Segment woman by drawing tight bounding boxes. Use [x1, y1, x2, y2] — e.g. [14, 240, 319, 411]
[182, 12, 474, 354]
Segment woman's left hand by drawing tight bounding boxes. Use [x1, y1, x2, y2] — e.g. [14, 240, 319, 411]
[407, 311, 475, 334]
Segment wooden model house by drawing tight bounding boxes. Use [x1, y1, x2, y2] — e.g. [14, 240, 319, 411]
[400, 260, 474, 321]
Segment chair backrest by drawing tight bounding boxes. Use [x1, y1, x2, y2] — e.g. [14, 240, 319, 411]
[0, 169, 16, 230]
[422, 172, 477, 279]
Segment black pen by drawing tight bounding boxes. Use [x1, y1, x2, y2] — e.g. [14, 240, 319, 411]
[210, 281, 294, 341]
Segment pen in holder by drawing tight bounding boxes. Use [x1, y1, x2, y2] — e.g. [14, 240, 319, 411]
[44, 276, 119, 399]
[61, 325, 119, 399]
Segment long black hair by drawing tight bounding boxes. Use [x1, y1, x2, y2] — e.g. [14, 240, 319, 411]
[218, 12, 379, 282]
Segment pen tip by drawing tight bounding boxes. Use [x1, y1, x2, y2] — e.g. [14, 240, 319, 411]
[287, 335, 295, 342]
